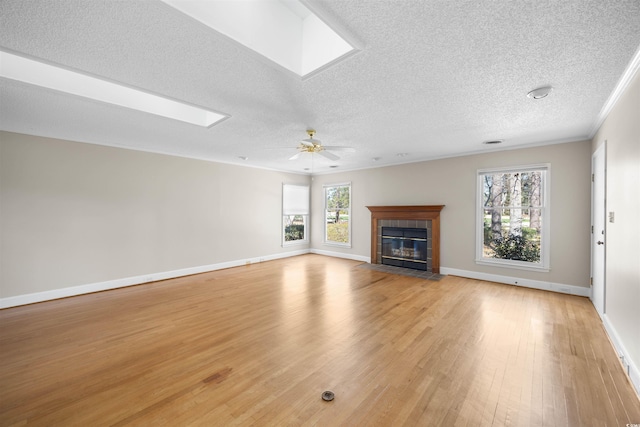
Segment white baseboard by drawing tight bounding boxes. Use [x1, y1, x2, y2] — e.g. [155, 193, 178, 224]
[603, 314, 640, 396]
[310, 248, 370, 263]
[440, 267, 590, 297]
[0, 249, 310, 309]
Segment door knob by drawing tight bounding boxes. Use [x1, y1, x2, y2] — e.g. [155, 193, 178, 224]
[597, 241, 604, 245]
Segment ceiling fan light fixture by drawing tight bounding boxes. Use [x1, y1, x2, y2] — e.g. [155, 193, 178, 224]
[527, 86, 553, 99]
[300, 129, 322, 149]
[290, 129, 353, 161]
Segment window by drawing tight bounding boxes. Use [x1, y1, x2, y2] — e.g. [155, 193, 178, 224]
[476, 165, 550, 271]
[324, 183, 351, 246]
[283, 184, 309, 246]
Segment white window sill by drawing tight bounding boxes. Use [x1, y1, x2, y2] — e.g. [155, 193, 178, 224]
[283, 240, 309, 247]
[323, 242, 351, 249]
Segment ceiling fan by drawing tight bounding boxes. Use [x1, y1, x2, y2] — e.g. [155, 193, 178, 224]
[289, 130, 355, 161]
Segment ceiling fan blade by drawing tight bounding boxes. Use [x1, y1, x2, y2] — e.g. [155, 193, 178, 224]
[318, 151, 340, 161]
[289, 152, 302, 160]
[322, 146, 355, 152]
[301, 138, 321, 145]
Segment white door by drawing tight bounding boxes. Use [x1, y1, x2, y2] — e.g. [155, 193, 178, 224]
[591, 143, 606, 317]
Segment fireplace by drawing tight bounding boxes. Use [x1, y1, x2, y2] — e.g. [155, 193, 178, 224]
[382, 227, 428, 270]
[367, 206, 444, 274]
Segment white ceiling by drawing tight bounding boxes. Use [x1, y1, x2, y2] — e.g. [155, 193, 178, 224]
[1, 0, 639, 174]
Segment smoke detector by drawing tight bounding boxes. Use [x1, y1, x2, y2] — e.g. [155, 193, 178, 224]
[527, 86, 553, 99]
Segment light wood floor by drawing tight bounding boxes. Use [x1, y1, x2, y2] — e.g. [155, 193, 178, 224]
[1, 254, 639, 426]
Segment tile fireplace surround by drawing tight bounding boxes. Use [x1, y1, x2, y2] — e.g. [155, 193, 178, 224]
[366, 205, 444, 274]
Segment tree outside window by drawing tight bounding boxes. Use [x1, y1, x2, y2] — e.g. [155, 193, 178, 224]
[477, 165, 549, 270]
[324, 183, 351, 246]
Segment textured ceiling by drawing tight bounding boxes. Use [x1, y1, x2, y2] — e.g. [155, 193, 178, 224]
[1, 0, 639, 174]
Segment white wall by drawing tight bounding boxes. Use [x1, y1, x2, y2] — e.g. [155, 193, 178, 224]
[592, 68, 640, 393]
[311, 141, 592, 291]
[0, 131, 310, 305]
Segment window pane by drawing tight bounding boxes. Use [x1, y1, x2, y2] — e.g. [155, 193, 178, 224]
[483, 208, 541, 262]
[284, 215, 306, 242]
[478, 166, 548, 269]
[484, 171, 544, 209]
[324, 183, 351, 245]
[326, 210, 349, 243]
[326, 186, 350, 209]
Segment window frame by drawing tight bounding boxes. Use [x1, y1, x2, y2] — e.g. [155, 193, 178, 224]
[475, 164, 550, 271]
[282, 184, 309, 247]
[323, 182, 352, 247]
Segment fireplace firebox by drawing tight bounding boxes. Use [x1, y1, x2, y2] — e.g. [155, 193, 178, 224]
[381, 227, 428, 270]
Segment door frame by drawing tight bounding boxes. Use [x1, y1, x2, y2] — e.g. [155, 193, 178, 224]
[590, 142, 606, 318]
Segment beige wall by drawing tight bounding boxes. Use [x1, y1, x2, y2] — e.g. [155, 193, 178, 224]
[0, 131, 594, 300]
[311, 140, 592, 288]
[0, 131, 310, 299]
[592, 70, 640, 382]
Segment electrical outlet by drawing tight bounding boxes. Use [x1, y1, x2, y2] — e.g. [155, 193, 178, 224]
[618, 355, 630, 375]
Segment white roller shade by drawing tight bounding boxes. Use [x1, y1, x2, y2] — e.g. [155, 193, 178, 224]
[283, 184, 309, 215]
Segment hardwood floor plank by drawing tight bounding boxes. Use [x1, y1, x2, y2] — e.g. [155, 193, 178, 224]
[1, 255, 639, 426]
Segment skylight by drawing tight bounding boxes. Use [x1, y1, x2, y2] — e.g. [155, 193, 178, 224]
[0, 51, 228, 127]
[161, 0, 357, 77]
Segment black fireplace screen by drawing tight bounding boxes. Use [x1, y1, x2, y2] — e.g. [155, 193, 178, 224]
[381, 227, 428, 271]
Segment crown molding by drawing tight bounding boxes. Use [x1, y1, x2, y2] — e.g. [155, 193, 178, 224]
[589, 43, 640, 138]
